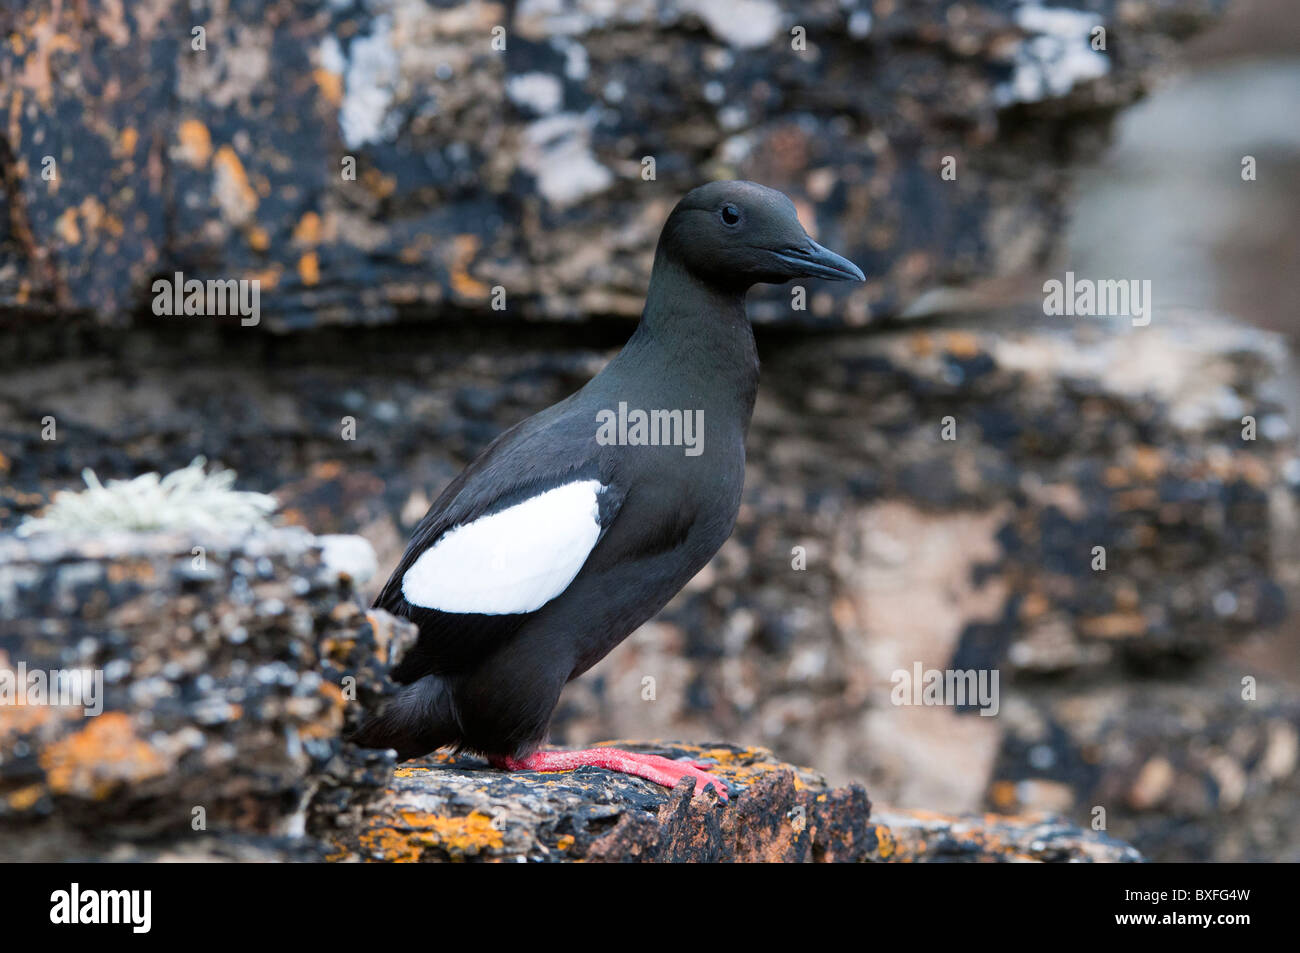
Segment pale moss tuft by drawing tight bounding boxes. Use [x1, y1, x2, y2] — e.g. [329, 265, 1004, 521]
[17, 457, 278, 536]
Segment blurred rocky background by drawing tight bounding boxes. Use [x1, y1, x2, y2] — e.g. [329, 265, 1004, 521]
[2, 0, 1299, 861]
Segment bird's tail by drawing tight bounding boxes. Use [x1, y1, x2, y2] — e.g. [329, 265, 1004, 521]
[349, 673, 460, 761]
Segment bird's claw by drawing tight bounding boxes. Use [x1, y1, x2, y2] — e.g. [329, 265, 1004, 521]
[502, 748, 731, 801]
[671, 757, 730, 800]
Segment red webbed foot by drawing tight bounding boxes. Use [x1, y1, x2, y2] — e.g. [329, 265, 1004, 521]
[491, 747, 729, 800]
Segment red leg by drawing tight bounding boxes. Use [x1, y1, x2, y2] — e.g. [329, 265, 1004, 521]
[490, 748, 729, 800]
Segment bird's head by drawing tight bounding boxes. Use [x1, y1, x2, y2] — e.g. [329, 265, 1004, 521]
[657, 180, 865, 290]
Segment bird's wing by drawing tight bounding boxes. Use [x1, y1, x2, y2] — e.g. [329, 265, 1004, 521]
[401, 477, 611, 615]
[373, 412, 624, 681]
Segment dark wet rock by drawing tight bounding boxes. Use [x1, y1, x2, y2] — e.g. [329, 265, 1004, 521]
[565, 311, 1295, 835]
[327, 742, 861, 863]
[868, 806, 1144, 862]
[990, 663, 1300, 862]
[0, 0, 1226, 329]
[0, 527, 411, 861]
[0, 0, 1274, 865]
[0, 517, 1151, 863]
[326, 740, 1136, 862]
[0, 307, 1291, 860]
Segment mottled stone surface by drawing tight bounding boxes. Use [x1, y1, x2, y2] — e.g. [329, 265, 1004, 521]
[557, 311, 1298, 857]
[329, 742, 868, 862]
[327, 740, 1136, 862]
[0, 528, 410, 861]
[868, 806, 1144, 862]
[1, 306, 1293, 860]
[1, 0, 1225, 329]
[991, 663, 1300, 862]
[0, 0, 1285, 866]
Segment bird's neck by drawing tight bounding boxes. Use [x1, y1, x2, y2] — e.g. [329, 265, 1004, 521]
[612, 252, 759, 421]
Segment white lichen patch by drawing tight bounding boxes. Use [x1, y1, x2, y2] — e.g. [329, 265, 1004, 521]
[990, 315, 1287, 432]
[997, 3, 1110, 106]
[680, 0, 782, 50]
[517, 0, 658, 39]
[507, 72, 565, 115]
[317, 533, 379, 584]
[320, 18, 401, 149]
[519, 113, 614, 207]
[17, 458, 277, 537]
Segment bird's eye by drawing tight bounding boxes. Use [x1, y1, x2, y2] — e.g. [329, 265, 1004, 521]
[720, 204, 741, 226]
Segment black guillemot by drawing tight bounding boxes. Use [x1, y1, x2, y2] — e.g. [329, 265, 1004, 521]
[354, 181, 864, 798]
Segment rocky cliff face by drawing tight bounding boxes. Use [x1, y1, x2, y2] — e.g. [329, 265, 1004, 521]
[3, 307, 1290, 861]
[331, 742, 1141, 862]
[2, 0, 1224, 329]
[0, 528, 404, 861]
[0, 522, 1137, 862]
[3, 0, 1290, 863]
[563, 312, 1300, 861]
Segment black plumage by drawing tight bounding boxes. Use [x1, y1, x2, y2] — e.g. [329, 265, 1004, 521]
[354, 181, 863, 790]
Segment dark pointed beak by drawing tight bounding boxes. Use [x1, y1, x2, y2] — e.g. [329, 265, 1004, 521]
[772, 239, 865, 282]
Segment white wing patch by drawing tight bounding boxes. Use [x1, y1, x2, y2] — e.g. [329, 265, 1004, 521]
[402, 479, 605, 615]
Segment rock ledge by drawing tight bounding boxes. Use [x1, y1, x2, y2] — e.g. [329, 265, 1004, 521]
[323, 741, 1142, 863]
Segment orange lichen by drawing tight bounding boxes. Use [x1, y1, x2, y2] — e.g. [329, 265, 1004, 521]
[39, 712, 170, 799]
[944, 331, 980, 359]
[313, 68, 344, 107]
[107, 560, 156, 584]
[873, 824, 895, 858]
[671, 743, 812, 790]
[908, 333, 935, 357]
[1018, 591, 1049, 622]
[299, 685, 341, 739]
[989, 780, 1018, 811]
[362, 168, 397, 200]
[358, 824, 424, 863]
[1130, 445, 1165, 482]
[6, 784, 45, 811]
[277, 505, 305, 526]
[1234, 454, 1272, 488]
[398, 233, 434, 265]
[54, 207, 80, 245]
[177, 119, 213, 167]
[213, 145, 258, 222]
[0, 700, 59, 740]
[1080, 613, 1146, 639]
[450, 234, 489, 298]
[392, 756, 454, 779]
[247, 267, 281, 290]
[292, 211, 323, 246]
[359, 810, 505, 862]
[298, 252, 320, 286]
